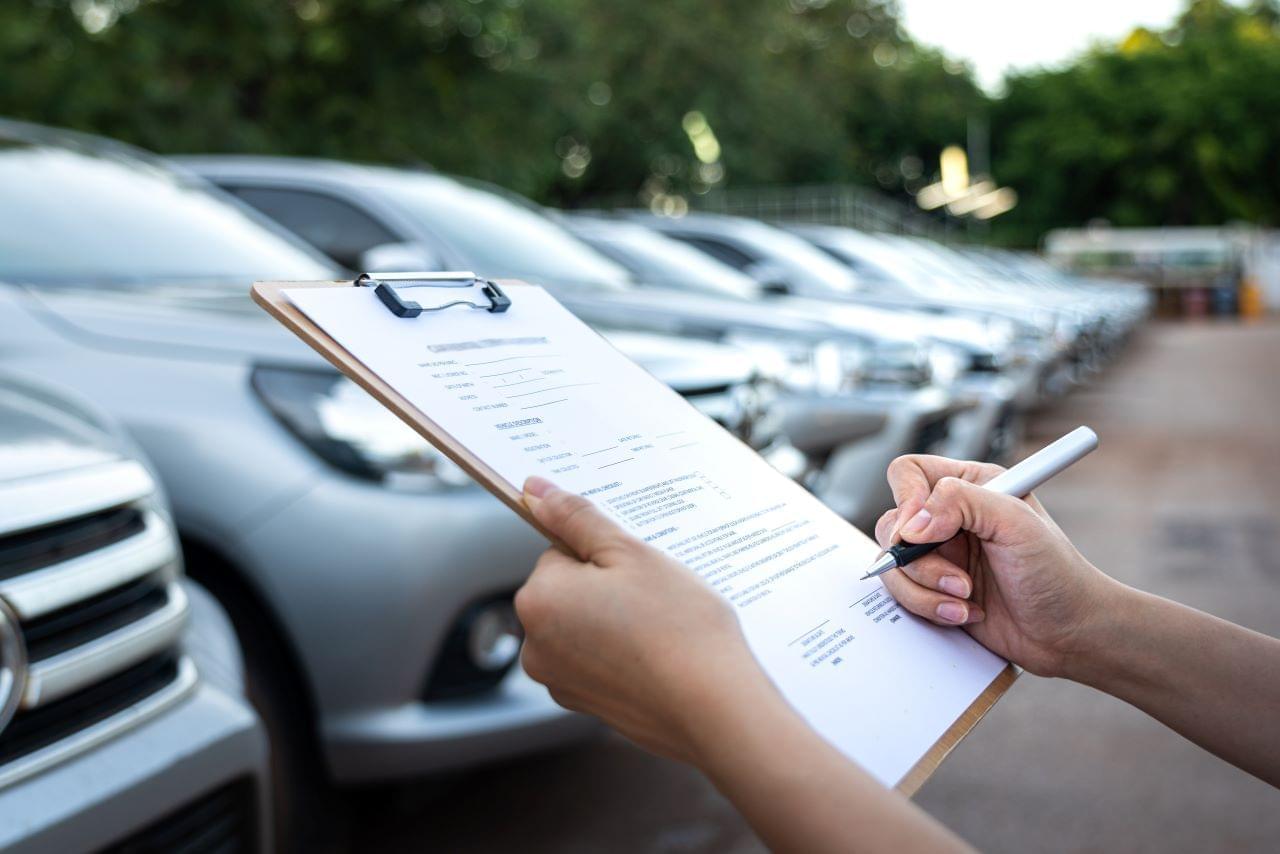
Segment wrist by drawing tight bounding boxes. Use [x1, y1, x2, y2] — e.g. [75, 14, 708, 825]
[1056, 573, 1146, 688]
[676, 656, 798, 775]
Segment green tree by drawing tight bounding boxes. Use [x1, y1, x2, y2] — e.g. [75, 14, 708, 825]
[990, 0, 1280, 245]
[0, 0, 574, 197]
[0, 0, 985, 210]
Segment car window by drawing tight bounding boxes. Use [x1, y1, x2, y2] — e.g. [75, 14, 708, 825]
[668, 236, 758, 271]
[0, 140, 335, 285]
[227, 187, 400, 271]
[578, 227, 760, 300]
[373, 177, 632, 293]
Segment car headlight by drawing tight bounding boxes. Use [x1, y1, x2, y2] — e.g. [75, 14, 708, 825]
[926, 344, 966, 386]
[252, 366, 472, 489]
[983, 316, 1016, 353]
[729, 336, 865, 395]
[862, 341, 931, 387]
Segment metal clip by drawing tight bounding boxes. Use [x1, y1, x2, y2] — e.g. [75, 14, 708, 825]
[355, 272, 511, 317]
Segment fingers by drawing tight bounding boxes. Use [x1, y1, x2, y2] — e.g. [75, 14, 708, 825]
[885, 455, 1005, 543]
[882, 562, 985, 627]
[896, 475, 1041, 547]
[523, 476, 636, 563]
[897, 552, 974, 599]
[874, 508, 899, 548]
[887, 455, 1005, 504]
[514, 547, 577, 631]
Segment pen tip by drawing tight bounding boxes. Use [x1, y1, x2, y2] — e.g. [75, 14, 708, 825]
[860, 550, 898, 581]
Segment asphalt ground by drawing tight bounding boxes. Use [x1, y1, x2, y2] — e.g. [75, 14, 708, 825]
[350, 320, 1280, 853]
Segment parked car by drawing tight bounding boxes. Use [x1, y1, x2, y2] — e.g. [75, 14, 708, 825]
[786, 223, 1090, 397]
[0, 117, 774, 816]
[565, 214, 1028, 465]
[0, 373, 269, 852]
[175, 155, 976, 527]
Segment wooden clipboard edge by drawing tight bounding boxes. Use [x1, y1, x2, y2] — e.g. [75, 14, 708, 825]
[251, 278, 569, 552]
[895, 663, 1019, 796]
[254, 277, 1017, 793]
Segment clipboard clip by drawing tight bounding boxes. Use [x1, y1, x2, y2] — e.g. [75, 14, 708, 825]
[356, 271, 511, 318]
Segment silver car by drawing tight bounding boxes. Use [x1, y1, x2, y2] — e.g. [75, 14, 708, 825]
[566, 214, 1028, 466]
[0, 118, 773, 812]
[175, 156, 974, 528]
[0, 374, 269, 852]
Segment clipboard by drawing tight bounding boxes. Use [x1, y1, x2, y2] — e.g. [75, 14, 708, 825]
[252, 272, 1017, 797]
[253, 273, 570, 550]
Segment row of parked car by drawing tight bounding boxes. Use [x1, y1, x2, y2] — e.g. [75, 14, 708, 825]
[0, 117, 1149, 851]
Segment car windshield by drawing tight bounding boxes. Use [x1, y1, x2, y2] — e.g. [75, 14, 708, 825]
[374, 176, 633, 293]
[0, 137, 336, 286]
[736, 220, 862, 296]
[577, 224, 759, 300]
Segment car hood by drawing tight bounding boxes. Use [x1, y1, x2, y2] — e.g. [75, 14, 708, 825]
[782, 297, 1001, 357]
[17, 283, 757, 391]
[0, 375, 123, 484]
[557, 286, 884, 347]
[598, 329, 757, 390]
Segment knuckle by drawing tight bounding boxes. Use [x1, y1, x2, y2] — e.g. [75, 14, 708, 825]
[887, 454, 919, 479]
[520, 645, 547, 683]
[513, 583, 540, 626]
[874, 509, 897, 544]
[559, 496, 598, 531]
[976, 461, 1006, 481]
[883, 571, 924, 606]
[547, 689, 580, 712]
[544, 488, 582, 520]
[934, 476, 965, 500]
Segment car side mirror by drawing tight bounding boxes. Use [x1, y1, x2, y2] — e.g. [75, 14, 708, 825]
[359, 241, 444, 273]
[744, 261, 792, 295]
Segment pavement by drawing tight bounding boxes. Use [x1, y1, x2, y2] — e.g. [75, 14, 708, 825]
[349, 320, 1280, 853]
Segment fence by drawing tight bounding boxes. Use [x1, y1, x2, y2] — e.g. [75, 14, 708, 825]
[581, 183, 947, 239]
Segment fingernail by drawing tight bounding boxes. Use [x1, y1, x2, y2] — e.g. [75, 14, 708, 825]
[936, 602, 968, 624]
[524, 476, 556, 499]
[902, 507, 932, 536]
[938, 575, 970, 598]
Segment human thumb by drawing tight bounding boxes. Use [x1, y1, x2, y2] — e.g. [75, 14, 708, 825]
[523, 476, 633, 562]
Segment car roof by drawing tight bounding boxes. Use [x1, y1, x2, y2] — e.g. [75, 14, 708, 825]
[171, 154, 444, 189]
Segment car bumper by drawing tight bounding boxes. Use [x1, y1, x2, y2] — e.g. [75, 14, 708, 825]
[235, 478, 594, 784]
[939, 374, 1023, 463]
[0, 582, 270, 853]
[324, 668, 601, 783]
[811, 385, 970, 531]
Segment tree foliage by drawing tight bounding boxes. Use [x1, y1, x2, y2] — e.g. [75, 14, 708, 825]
[1, 0, 1277, 245]
[0, 0, 981, 205]
[990, 0, 1280, 245]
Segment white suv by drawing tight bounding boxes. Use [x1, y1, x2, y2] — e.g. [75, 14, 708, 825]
[0, 375, 269, 853]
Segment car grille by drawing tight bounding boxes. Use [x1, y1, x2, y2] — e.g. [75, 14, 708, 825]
[98, 777, 257, 853]
[683, 383, 761, 443]
[0, 506, 146, 582]
[0, 460, 194, 789]
[907, 413, 952, 455]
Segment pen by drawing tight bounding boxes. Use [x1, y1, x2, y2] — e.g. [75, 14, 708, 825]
[859, 426, 1099, 580]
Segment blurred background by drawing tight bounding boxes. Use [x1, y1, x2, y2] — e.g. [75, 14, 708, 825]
[0, 1, 1277, 852]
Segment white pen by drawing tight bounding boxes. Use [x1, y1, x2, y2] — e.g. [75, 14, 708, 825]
[859, 426, 1099, 580]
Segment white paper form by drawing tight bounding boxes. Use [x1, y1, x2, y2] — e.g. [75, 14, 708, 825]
[285, 283, 1007, 787]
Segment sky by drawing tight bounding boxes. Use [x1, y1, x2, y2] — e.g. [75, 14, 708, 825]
[896, 0, 1191, 91]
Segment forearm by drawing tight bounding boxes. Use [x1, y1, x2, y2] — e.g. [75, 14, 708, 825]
[685, 682, 971, 854]
[1067, 578, 1280, 786]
